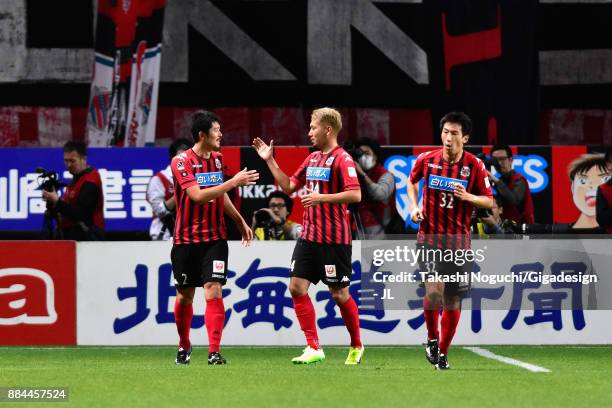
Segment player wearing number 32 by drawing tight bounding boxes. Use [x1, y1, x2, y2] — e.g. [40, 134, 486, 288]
[253, 107, 364, 366]
[406, 112, 493, 370]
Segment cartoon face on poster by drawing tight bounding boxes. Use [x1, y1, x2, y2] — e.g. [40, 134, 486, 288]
[568, 153, 611, 228]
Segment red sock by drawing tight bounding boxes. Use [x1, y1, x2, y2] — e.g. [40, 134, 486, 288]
[423, 297, 441, 341]
[174, 299, 193, 350]
[339, 296, 362, 348]
[205, 298, 225, 354]
[292, 294, 320, 349]
[439, 308, 461, 355]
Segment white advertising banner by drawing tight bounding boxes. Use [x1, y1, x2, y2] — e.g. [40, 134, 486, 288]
[77, 240, 612, 345]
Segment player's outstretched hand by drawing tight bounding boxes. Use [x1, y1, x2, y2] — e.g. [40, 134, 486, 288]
[252, 138, 274, 161]
[410, 207, 424, 223]
[453, 184, 471, 202]
[238, 220, 253, 247]
[301, 188, 322, 208]
[232, 167, 259, 187]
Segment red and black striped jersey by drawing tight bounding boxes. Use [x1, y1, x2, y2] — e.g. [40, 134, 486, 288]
[409, 149, 493, 249]
[291, 146, 360, 245]
[171, 148, 227, 245]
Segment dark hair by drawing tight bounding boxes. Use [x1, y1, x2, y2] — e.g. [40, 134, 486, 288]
[191, 110, 221, 143]
[568, 153, 607, 181]
[356, 137, 381, 162]
[605, 147, 612, 165]
[63, 140, 87, 156]
[439, 112, 472, 136]
[491, 143, 513, 158]
[268, 190, 293, 214]
[169, 138, 193, 160]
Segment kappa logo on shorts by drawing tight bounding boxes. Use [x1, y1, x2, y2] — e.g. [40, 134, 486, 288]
[325, 265, 337, 278]
[290, 260, 295, 272]
[213, 260, 225, 273]
[341, 276, 350, 283]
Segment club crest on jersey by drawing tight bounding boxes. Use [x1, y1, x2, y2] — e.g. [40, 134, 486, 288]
[325, 156, 335, 166]
[213, 260, 225, 273]
[325, 265, 337, 278]
[460, 166, 471, 177]
[428, 175, 468, 192]
[177, 161, 184, 170]
[215, 158, 222, 169]
[195, 171, 224, 186]
[306, 167, 331, 181]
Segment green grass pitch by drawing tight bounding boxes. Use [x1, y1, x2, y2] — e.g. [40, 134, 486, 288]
[0, 346, 609, 407]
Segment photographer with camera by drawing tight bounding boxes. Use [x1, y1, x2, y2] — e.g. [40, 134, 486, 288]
[41, 140, 105, 240]
[471, 198, 516, 238]
[251, 191, 302, 240]
[350, 138, 397, 238]
[486, 144, 535, 224]
[147, 138, 193, 240]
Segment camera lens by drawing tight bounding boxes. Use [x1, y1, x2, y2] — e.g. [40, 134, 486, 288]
[255, 210, 273, 226]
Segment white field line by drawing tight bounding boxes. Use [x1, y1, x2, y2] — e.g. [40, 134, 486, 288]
[465, 346, 551, 373]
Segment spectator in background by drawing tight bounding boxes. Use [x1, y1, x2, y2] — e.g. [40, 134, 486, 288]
[596, 149, 612, 233]
[489, 144, 535, 224]
[354, 137, 397, 238]
[42, 140, 105, 240]
[147, 138, 193, 240]
[568, 153, 610, 229]
[251, 190, 302, 240]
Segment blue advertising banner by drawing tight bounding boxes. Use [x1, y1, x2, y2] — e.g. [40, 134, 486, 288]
[0, 148, 167, 231]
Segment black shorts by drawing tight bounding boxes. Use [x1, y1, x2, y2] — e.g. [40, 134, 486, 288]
[417, 243, 472, 297]
[290, 239, 352, 287]
[171, 240, 229, 288]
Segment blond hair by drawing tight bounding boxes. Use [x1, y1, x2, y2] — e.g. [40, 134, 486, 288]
[311, 107, 342, 133]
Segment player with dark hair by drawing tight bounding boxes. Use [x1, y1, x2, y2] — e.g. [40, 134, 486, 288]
[171, 110, 259, 365]
[407, 112, 493, 369]
[253, 107, 364, 365]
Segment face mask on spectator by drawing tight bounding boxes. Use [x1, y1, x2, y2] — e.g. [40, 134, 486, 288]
[359, 154, 375, 171]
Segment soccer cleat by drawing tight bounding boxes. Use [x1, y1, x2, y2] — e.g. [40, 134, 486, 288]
[291, 346, 325, 364]
[436, 353, 450, 370]
[344, 346, 364, 365]
[207, 352, 227, 365]
[175, 347, 191, 365]
[425, 339, 439, 365]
